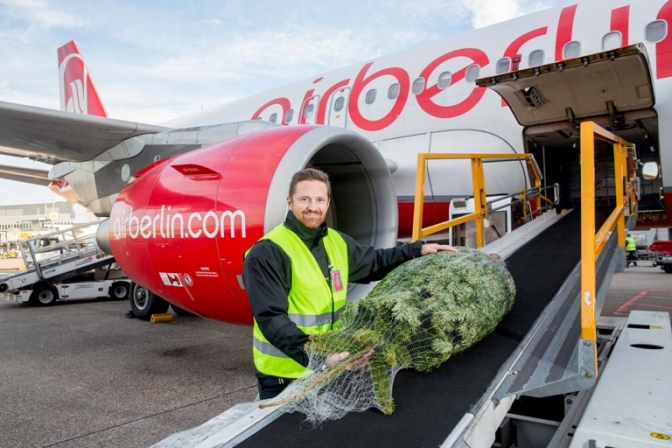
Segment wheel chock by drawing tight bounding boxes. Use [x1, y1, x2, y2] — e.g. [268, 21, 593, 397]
[150, 313, 173, 323]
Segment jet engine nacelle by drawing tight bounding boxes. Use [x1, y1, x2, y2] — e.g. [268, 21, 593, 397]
[101, 125, 398, 325]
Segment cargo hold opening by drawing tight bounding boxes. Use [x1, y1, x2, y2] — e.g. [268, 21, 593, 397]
[524, 109, 662, 214]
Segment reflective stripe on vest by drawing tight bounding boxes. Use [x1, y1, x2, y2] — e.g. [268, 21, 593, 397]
[250, 224, 349, 378]
[288, 308, 344, 327]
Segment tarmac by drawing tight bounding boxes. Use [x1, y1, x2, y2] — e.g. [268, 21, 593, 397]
[0, 260, 670, 448]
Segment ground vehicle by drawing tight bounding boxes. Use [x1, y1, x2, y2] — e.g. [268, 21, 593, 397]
[635, 248, 653, 260]
[0, 222, 131, 305]
[648, 240, 672, 273]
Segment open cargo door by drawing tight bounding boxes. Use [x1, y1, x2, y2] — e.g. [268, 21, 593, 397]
[476, 43, 655, 127]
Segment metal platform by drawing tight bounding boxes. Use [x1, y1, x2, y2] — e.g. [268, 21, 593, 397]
[0, 222, 113, 293]
[568, 310, 672, 447]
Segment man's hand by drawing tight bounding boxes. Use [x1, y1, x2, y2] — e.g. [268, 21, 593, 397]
[421, 243, 458, 255]
[324, 349, 375, 371]
[324, 352, 350, 367]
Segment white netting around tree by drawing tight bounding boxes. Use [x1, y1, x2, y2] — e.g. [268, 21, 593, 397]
[260, 247, 516, 424]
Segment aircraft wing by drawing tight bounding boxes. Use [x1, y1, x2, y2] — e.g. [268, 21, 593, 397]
[0, 164, 50, 186]
[0, 101, 170, 164]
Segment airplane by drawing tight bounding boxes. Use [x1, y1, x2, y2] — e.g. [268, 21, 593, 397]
[0, 0, 669, 326]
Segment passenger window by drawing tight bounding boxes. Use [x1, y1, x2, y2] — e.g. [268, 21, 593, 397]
[496, 58, 511, 74]
[304, 104, 315, 120]
[269, 113, 278, 123]
[365, 89, 376, 105]
[438, 72, 451, 89]
[388, 83, 400, 99]
[646, 20, 667, 43]
[465, 64, 480, 82]
[284, 108, 294, 123]
[602, 31, 622, 50]
[563, 41, 581, 59]
[412, 78, 425, 95]
[334, 96, 344, 112]
[529, 50, 544, 67]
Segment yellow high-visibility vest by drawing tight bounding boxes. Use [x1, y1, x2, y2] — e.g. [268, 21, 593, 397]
[625, 237, 636, 251]
[250, 225, 349, 378]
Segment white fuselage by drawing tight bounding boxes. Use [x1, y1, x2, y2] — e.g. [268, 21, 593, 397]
[155, 1, 672, 205]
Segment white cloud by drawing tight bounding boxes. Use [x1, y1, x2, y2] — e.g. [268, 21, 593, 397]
[0, 0, 84, 29]
[460, 0, 559, 28]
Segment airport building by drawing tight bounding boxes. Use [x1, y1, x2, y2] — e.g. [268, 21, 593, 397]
[0, 201, 98, 256]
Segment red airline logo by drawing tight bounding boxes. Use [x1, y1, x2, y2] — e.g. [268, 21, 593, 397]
[57, 41, 107, 117]
[112, 206, 247, 240]
[252, 2, 672, 131]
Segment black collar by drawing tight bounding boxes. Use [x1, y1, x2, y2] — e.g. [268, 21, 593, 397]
[283, 211, 328, 248]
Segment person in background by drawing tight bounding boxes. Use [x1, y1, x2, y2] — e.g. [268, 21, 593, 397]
[625, 233, 637, 267]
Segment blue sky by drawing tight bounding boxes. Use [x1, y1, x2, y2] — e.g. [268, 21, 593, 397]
[0, 0, 566, 206]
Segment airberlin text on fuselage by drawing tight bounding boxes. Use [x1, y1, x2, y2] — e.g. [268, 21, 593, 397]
[112, 206, 247, 240]
[252, 2, 672, 131]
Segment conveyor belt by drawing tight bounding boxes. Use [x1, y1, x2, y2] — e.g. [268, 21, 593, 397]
[236, 210, 595, 448]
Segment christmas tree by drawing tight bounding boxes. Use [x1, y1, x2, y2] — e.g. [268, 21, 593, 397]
[262, 247, 516, 423]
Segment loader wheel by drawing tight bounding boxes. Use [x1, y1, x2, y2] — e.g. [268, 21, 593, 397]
[29, 283, 59, 306]
[129, 283, 169, 320]
[109, 281, 130, 300]
[664, 265, 672, 274]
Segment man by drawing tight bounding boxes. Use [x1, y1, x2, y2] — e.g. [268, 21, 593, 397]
[243, 168, 457, 399]
[625, 234, 637, 267]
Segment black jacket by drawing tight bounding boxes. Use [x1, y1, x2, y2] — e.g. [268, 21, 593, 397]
[243, 211, 423, 371]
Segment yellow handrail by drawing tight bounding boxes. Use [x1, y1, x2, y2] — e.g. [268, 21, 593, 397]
[411, 124, 636, 384]
[412, 153, 543, 246]
[579, 121, 636, 378]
